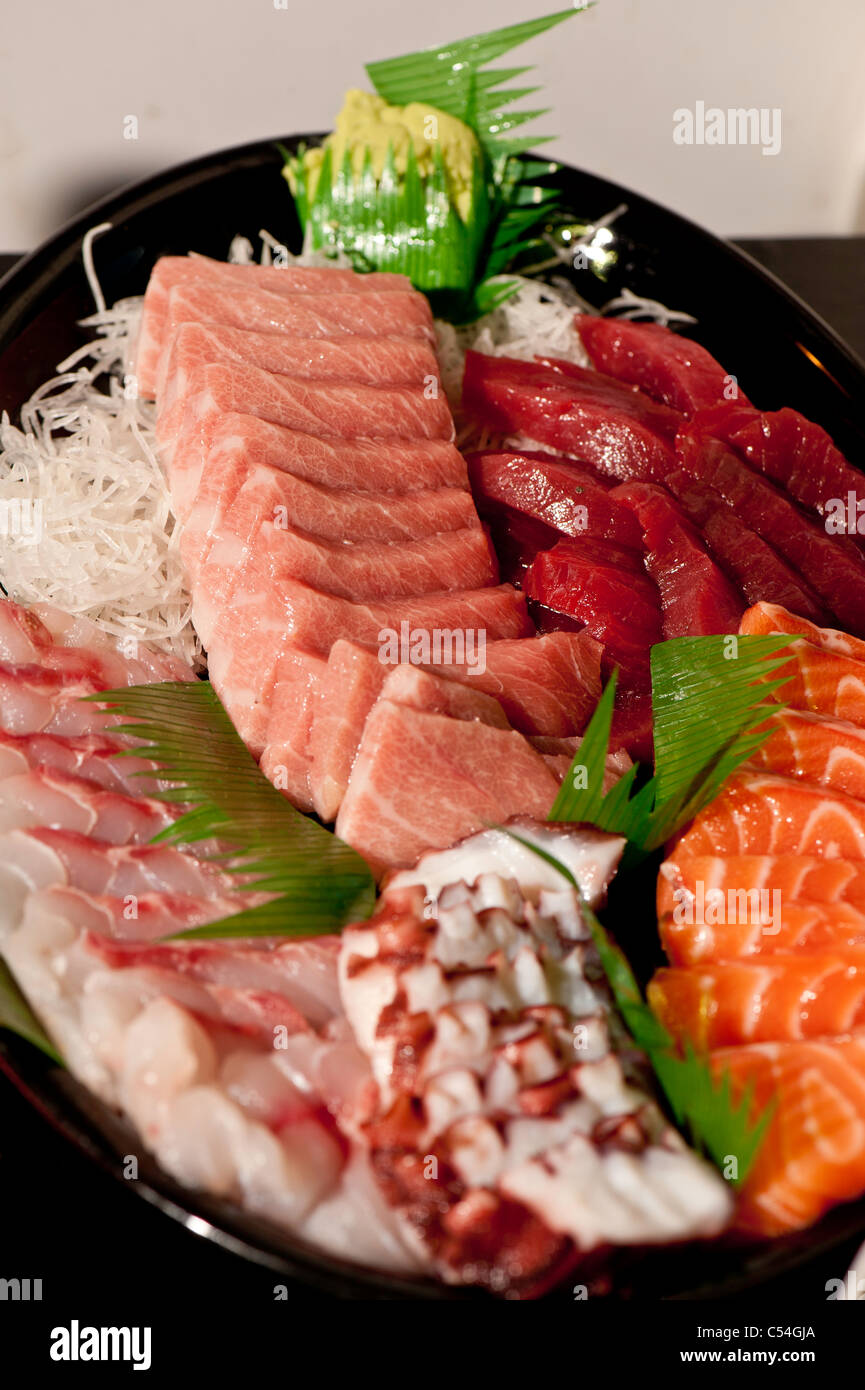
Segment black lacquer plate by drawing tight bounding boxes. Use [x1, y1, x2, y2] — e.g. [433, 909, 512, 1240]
[2, 136, 865, 1300]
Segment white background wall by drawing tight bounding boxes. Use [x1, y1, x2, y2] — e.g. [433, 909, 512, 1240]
[1, 0, 863, 250]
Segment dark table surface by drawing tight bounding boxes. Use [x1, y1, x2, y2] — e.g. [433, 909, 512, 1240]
[1, 238, 864, 1309]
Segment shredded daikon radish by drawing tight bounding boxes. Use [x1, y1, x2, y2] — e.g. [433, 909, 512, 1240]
[0, 240, 201, 668]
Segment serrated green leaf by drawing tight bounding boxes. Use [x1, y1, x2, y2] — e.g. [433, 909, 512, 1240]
[0, 957, 63, 1064]
[86, 682, 376, 939]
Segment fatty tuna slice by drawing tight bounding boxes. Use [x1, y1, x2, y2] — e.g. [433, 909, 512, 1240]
[576, 317, 750, 414]
[163, 364, 454, 510]
[461, 351, 679, 483]
[168, 412, 467, 521]
[181, 448, 478, 580]
[192, 512, 496, 648]
[259, 649, 328, 813]
[136, 254, 409, 397]
[206, 582, 531, 755]
[335, 702, 560, 871]
[158, 320, 437, 413]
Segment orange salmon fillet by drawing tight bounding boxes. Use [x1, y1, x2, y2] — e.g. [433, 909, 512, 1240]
[750, 709, 865, 799]
[659, 853, 865, 918]
[659, 899, 865, 965]
[713, 1035, 865, 1236]
[649, 948, 865, 1048]
[671, 772, 865, 861]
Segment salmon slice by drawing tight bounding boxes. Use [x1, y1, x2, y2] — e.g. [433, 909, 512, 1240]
[752, 641, 865, 729]
[649, 948, 865, 1047]
[659, 853, 865, 918]
[163, 366, 454, 511]
[259, 649, 327, 812]
[750, 708, 865, 799]
[335, 701, 560, 871]
[158, 320, 437, 412]
[741, 600, 865, 662]
[206, 582, 531, 754]
[712, 1035, 865, 1236]
[671, 772, 865, 861]
[659, 900, 865, 965]
[136, 254, 409, 397]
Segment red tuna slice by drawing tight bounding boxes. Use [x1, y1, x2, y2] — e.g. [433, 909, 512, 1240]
[693, 402, 865, 537]
[466, 449, 644, 549]
[181, 448, 478, 580]
[136, 254, 410, 397]
[676, 424, 865, 637]
[461, 352, 680, 482]
[575, 317, 750, 414]
[158, 320, 440, 414]
[665, 469, 830, 623]
[335, 701, 560, 872]
[205, 582, 531, 755]
[259, 648, 327, 812]
[193, 515, 497, 649]
[610, 482, 745, 637]
[524, 539, 663, 690]
[610, 695, 654, 763]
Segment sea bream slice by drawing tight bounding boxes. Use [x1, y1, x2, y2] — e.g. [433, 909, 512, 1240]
[338, 824, 731, 1294]
[0, 598, 194, 688]
[135, 253, 410, 398]
[0, 768, 178, 843]
[158, 320, 439, 415]
[0, 731, 166, 798]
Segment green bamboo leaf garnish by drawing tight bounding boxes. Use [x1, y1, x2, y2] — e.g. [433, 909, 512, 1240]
[283, 8, 591, 317]
[0, 957, 63, 1063]
[506, 830, 772, 1185]
[86, 681, 376, 939]
[551, 634, 794, 856]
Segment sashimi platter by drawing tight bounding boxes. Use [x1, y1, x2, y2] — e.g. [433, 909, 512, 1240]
[3, 10, 865, 1300]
